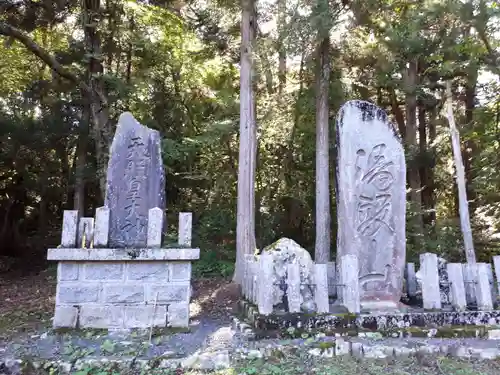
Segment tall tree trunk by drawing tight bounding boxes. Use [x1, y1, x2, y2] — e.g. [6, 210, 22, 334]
[277, 0, 286, 97]
[404, 59, 423, 241]
[83, 0, 110, 201]
[462, 64, 478, 215]
[234, 0, 257, 284]
[445, 82, 476, 264]
[314, 35, 331, 264]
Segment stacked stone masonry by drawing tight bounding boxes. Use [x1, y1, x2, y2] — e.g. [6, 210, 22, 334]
[54, 260, 192, 328]
[48, 206, 199, 330]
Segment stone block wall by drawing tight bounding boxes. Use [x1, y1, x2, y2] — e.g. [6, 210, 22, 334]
[54, 260, 192, 328]
[48, 207, 199, 330]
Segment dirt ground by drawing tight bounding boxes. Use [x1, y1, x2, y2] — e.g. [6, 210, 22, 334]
[0, 266, 241, 341]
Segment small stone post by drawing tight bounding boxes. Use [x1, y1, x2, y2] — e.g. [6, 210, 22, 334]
[251, 259, 258, 304]
[61, 210, 79, 247]
[463, 263, 477, 306]
[477, 263, 494, 311]
[243, 254, 254, 299]
[178, 212, 192, 247]
[77, 217, 94, 248]
[446, 263, 467, 311]
[314, 264, 329, 313]
[147, 207, 164, 248]
[286, 262, 301, 313]
[257, 253, 274, 315]
[486, 263, 496, 304]
[494, 256, 500, 303]
[327, 261, 336, 297]
[93, 206, 110, 247]
[406, 263, 417, 298]
[420, 253, 441, 310]
[339, 254, 360, 314]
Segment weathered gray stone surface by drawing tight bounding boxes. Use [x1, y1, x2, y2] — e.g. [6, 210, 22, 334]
[286, 262, 301, 313]
[167, 302, 190, 327]
[446, 263, 467, 311]
[93, 206, 110, 247]
[147, 207, 164, 248]
[420, 253, 441, 310]
[314, 264, 329, 313]
[405, 263, 417, 298]
[84, 263, 124, 280]
[327, 261, 336, 297]
[339, 254, 360, 313]
[178, 212, 192, 247]
[260, 238, 316, 313]
[48, 248, 200, 261]
[476, 263, 493, 310]
[493, 256, 500, 299]
[58, 262, 79, 281]
[170, 262, 191, 281]
[257, 251, 275, 315]
[61, 210, 78, 247]
[105, 112, 166, 248]
[127, 262, 169, 281]
[335, 100, 406, 310]
[462, 263, 477, 306]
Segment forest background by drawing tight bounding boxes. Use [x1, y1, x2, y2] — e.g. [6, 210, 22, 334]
[0, 0, 499, 277]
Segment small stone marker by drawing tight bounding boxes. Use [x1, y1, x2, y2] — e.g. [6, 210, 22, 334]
[287, 262, 301, 313]
[314, 264, 329, 313]
[486, 263, 496, 303]
[420, 253, 441, 310]
[146, 207, 164, 248]
[339, 254, 360, 313]
[105, 112, 166, 248]
[257, 252, 274, 315]
[61, 210, 79, 247]
[335, 100, 406, 310]
[178, 212, 192, 247]
[476, 263, 494, 310]
[494, 256, 500, 301]
[462, 263, 477, 306]
[446, 263, 467, 311]
[251, 260, 258, 304]
[77, 217, 94, 248]
[327, 261, 336, 297]
[406, 263, 417, 298]
[93, 206, 110, 247]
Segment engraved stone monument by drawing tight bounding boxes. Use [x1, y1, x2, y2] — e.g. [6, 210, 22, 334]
[47, 112, 199, 329]
[335, 100, 406, 311]
[105, 112, 166, 248]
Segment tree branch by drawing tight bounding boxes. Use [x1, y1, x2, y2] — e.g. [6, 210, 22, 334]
[0, 21, 107, 107]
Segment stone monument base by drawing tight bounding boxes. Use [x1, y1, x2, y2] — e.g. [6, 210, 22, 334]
[239, 300, 500, 339]
[47, 248, 200, 329]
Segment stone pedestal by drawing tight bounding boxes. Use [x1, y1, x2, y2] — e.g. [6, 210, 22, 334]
[48, 208, 199, 329]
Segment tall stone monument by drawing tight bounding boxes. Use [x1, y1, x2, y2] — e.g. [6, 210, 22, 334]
[105, 112, 166, 248]
[335, 100, 406, 311]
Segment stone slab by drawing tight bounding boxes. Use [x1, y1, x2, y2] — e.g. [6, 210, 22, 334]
[61, 210, 79, 247]
[126, 262, 169, 281]
[446, 263, 467, 311]
[405, 263, 417, 298]
[240, 299, 500, 332]
[178, 212, 192, 247]
[47, 248, 200, 261]
[314, 264, 329, 313]
[339, 254, 360, 313]
[93, 206, 110, 247]
[286, 262, 301, 313]
[420, 253, 441, 310]
[124, 306, 167, 328]
[104, 112, 166, 248]
[147, 207, 164, 248]
[53, 306, 78, 328]
[476, 263, 493, 311]
[168, 302, 190, 327]
[335, 100, 406, 308]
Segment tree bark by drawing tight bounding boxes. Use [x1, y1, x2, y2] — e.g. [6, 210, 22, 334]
[404, 59, 423, 239]
[445, 82, 476, 264]
[314, 35, 331, 264]
[234, 0, 257, 284]
[277, 0, 286, 96]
